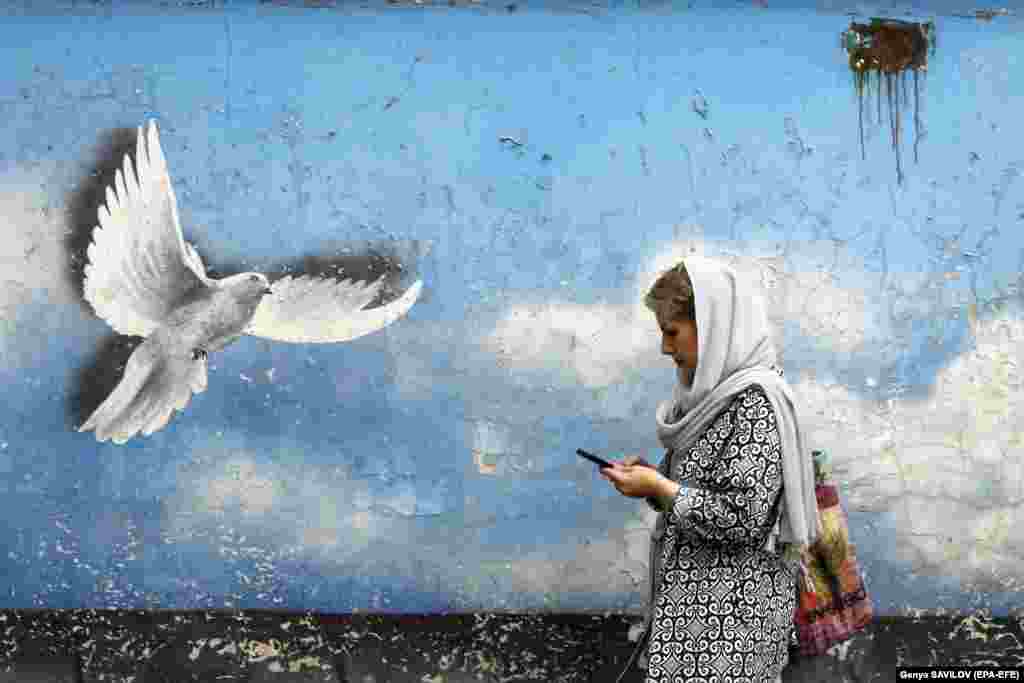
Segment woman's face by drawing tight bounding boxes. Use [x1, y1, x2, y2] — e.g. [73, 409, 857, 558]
[658, 314, 699, 383]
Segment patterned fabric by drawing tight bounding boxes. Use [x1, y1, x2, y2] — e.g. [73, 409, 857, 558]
[791, 450, 873, 657]
[643, 384, 797, 683]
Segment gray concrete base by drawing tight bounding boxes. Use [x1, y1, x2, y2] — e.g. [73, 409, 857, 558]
[0, 611, 1021, 681]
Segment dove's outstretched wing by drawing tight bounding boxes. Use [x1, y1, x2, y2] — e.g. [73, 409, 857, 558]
[245, 275, 423, 343]
[78, 331, 208, 444]
[83, 120, 210, 338]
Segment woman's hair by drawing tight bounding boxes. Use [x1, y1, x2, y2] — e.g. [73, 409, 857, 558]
[643, 260, 696, 323]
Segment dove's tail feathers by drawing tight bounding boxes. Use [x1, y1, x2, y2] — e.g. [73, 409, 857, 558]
[79, 341, 161, 441]
[78, 336, 208, 445]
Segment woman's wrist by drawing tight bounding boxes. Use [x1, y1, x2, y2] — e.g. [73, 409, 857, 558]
[658, 477, 680, 499]
[656, 477, 681, 509]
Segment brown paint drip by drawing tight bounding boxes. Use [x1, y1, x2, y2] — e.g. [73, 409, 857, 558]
[843, 19, 935, 185]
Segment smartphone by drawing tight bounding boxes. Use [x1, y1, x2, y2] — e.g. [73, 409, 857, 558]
[576, 448, 615, 469]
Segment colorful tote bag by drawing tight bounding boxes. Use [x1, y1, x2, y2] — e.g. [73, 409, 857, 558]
[791, 449, 874, 657]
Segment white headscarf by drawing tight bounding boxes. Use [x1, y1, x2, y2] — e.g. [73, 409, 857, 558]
[649, 255, 820, 573]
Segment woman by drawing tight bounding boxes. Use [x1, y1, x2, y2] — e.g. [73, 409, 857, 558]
[600, 256, 821, 683]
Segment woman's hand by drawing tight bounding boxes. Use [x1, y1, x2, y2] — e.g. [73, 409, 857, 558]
[600, 456, 669, 499]
[621, 455, 654, 469]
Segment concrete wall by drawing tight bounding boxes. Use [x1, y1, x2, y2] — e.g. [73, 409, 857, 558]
[1, 0, 1022, 628]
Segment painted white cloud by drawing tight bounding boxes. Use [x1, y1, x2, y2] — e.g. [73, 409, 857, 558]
[476, 241, 704, 393]
[484, 300, 656, 390]
[0, 163, 80, 369]
[481, 238, 875, 394]
[792, 309, 1024, 593]
[161, 429, 416, 561]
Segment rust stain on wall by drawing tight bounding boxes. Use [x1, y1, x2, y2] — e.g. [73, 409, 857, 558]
[842, 18, 935, 185]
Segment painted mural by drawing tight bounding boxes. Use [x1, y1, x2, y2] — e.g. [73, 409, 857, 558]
[78, 120, 422, 444]
[0, 2, 1020, 623]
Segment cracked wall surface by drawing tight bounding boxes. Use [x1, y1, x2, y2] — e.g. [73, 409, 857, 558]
[0, 0, 1022, 624]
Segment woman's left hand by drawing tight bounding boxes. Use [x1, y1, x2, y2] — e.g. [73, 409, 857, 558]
[600, 463, 666, 499]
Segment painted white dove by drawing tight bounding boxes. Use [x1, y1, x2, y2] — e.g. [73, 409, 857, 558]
[78, 120, 423, 445]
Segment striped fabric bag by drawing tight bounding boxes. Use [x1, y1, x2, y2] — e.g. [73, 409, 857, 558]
[791, 449, 874, 657]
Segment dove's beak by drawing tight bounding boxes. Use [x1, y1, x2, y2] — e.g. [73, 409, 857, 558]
[263, 287, 273, 295]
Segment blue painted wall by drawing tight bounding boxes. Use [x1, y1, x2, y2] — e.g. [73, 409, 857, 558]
[0, 0, 1021, 617]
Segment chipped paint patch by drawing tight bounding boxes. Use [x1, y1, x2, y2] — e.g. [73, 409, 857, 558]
[238, 637, 283, 661]
[951, 612, 1007, 643]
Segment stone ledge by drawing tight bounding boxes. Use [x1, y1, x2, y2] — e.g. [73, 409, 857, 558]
[0, 611, 1020, 682]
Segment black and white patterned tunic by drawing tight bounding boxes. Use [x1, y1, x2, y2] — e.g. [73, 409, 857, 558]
[643, 383, 798, 683]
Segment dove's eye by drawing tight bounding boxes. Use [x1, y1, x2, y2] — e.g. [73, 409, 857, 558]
[250, 275, 259, 282]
